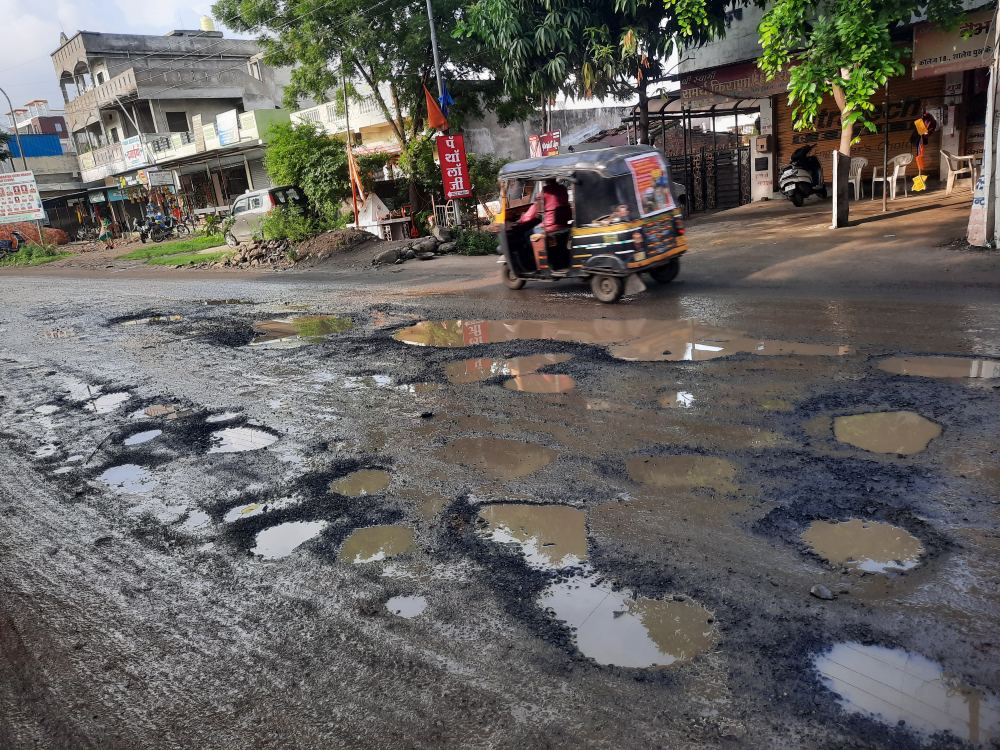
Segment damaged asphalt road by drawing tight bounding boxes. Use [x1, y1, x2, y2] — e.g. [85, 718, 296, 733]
[1, 259, 999, 749]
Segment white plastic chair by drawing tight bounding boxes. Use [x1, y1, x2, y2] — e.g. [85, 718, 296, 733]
[849, 157, 868, 200]
[940, 150, 977, 195]
[871, 154, 913, 200]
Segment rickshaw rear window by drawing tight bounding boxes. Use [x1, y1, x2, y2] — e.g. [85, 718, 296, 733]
[504, 179, 532, 204]
[574, 173, 639, 227]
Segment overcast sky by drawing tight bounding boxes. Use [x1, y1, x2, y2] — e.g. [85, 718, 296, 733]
[1, 0, 228, 112]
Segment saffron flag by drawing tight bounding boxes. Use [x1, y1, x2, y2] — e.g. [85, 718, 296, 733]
[425, 85, 449, 131]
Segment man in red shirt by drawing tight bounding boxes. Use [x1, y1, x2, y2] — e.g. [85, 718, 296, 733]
[518, 179, 571, 232]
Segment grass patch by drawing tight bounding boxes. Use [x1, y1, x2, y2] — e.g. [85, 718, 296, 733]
[0, 245, 74, 267]
[146, 250, 232, 266]
[116, 234, 226, 260]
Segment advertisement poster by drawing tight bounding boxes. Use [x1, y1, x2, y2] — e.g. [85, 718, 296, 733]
[528, 131, 561, 157]
[914, 9, 993, 78]
[0, 171, 45, 223]
[121, 135, 146, 169]
[624, 153, 675, 217]
[437, 134, 472, 199]
[216, 109, 240, 146]
[528, 134, 541, 157]
[148, 171, 175, 187]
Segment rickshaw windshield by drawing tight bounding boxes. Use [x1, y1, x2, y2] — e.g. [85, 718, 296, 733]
[503, 179, 532, 204]
[574, 172, 640, 227]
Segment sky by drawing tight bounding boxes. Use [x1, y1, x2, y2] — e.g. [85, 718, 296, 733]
[0, 0, 224, 112]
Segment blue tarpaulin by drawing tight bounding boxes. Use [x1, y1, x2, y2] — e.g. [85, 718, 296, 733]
[7, 134, 63, 158]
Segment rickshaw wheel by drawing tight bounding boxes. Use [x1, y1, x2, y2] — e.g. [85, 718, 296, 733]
[590, 274, 624, 303]
[649, 258, 680, 284]
[500, 264, 526, 290]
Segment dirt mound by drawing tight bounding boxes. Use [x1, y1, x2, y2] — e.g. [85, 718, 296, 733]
[296, 229, 378, 261]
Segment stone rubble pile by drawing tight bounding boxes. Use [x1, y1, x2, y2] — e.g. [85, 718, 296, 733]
[199, 239, 298, 270]
[372, 227, 459, 266]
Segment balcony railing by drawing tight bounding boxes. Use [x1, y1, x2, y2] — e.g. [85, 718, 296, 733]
[65, 69, 138, 131]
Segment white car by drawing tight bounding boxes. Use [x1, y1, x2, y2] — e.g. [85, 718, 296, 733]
[226, 185, 310, 247]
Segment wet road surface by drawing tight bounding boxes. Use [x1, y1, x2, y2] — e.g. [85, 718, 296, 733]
[2, 202, 1000, 749]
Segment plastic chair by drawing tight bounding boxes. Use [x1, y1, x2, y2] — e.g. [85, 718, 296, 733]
[940, 150, 977, 195]
[849, 157, 868, 200]
[871, 154, 913, 200]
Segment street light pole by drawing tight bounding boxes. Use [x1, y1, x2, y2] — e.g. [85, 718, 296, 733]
[425, 0, 444, 102]
[1, 85, 44, 246]
[343, 73, 359, 229]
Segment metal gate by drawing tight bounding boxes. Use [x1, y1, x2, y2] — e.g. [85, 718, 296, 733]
[669, 146, 751, 213]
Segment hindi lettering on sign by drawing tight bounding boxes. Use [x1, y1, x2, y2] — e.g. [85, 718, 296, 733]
[0, 171, 46, 224]
[436, 134, 472, 199]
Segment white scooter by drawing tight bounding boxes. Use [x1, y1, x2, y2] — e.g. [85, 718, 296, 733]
[779, 144, 827, 207]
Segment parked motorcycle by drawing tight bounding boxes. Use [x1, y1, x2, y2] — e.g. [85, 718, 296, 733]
[779, 144, 827, 207]
[140, 215, 191, 243]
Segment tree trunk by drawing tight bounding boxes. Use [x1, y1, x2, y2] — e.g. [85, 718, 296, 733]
[831, 84, 852, 157]
[637, 81, 649, 145]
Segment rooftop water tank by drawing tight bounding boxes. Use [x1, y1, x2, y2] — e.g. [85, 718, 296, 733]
[200, 15, 215, 31]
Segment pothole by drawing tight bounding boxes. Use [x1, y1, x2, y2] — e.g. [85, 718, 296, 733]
[814, 642, 1000, 745]
[626, 455, 738, 493]
[206, 412, 239, 423]
[85, 392, 130, 414]
[504, 374, 577, 394]
[437, 437, 559, 479]
[250, 315, 354, 347]
[208, 427, 279, 454]
[97, 464, 155, 493]
[329, 469, 392, 497]
[338, 526, 416, 563]
[386, 595, 428, 618]
[444, 353, 573, 384]
[802, 518, 924, 573]
[124, 430, 161, 446]
[252, 521, 327, 559]
[833, 411, 941, 454]
[878, 356, 1000, 379]
[479, 504, 587, 569]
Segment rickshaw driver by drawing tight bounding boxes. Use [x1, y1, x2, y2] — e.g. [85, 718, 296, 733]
[516, 178, 572, 232]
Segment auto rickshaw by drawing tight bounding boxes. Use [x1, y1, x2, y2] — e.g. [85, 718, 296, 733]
[493, 145, 687, 303]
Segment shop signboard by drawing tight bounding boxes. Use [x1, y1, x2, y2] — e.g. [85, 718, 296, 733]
[0, 171, 45, 223]
[108, 189, 126, 202]
[148, 171, 175, 187]
[192, 114, 206, 152]
[121, 135, 146, 169]
[529, 130, 562, 157]
[624, 152, 675, 217]
[80, 151, 95, 170]
[217, 109, 240, 146]
[437, 134, 472, 199]
[88, 190, 107, 203]
[680, 61, 792, 108]
[914, 10, 993, 78]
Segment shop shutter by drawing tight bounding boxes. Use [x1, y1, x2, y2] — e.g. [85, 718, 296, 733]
[775, 72, 946, 184]
[249, 159, 272, 190]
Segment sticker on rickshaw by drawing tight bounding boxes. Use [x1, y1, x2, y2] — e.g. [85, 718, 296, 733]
[624, 153, 676, 217]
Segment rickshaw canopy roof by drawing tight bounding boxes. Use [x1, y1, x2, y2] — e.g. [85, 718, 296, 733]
[499, 145, 662, 181]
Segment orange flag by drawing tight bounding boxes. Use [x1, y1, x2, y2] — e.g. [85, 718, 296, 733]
[424, 85, 448, 131]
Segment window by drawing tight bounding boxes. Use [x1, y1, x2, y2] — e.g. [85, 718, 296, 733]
[55, 123, 63, 132]
[109, 127, 119, 144]
[165, 111, 188, 133]
[96, 72, 105, 84]
[249, 196, 262, 210]
[573, 173, 637, 227]
[232, 199, 249, 215]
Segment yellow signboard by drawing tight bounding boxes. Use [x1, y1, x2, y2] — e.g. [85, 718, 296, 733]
[913, 10, 993, 79]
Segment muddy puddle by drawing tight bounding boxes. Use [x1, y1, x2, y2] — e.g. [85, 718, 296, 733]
[802, 518, 924, 573]
[540, 571, 718, 668]
[386, 595, 427, 618]
[444, 353, 573, 384]
[815, 642, 1000, 745]
[879, 356, 1000, 379]
[626, 456, 738, 493]
[98, 464, 155, 493]
[479, 504, 587, 569]
[395, 319, 849, 362]
[338, 526, 416, 564]
[208, 427, 278, 453]
[329, 469, 391, 497]
[200, 299, 250, 306]
[121, 315, 182, 326]
[503, 373, 577, 394]
[124, 429, 161, 446]
[437, 437, 559, 479]
[250, 315, 354, 346]
[140, 404, 193, 420]
[252, 520, 327, 559]
[85, 392, 130, 414]
[834, 411, 941, 455]
[659, 391, 695, 408]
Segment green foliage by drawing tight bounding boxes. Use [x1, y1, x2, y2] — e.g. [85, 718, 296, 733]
[202, 215, 221, 236]
[0, 132, 10, 162]
[399, 132, 443, 202]
[756, 0, 966, 144]
[260, 205, 324, 242]
[116, 235, 226, 260]
[263, 121, 351, 221]
[0, 244, 71, 267]
[355, 152, 395, 194]
[146, 250, 232, 266]
[453, 227, 498, 255]
[466, 152, 511, 196]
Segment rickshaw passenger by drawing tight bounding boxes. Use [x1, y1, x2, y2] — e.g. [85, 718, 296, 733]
[517, 179, 571, 232]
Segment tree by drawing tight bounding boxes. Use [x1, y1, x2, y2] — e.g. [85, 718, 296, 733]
[756, 0, 966, 156]
[0, 132, 11, 164]
[263, 120, 351, 220]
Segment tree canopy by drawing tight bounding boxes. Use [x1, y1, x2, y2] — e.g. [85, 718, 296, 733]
[263, 120, 351, 220]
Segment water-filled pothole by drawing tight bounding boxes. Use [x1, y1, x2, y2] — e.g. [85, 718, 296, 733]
[444, 353, 573, 384]
[480, 504, 587, 569]
[504, 373, 577, 393]
[386, 595, 428, 618]
[86, 392, 130, 414]
[208, 427, 278, 453]
[252, 521, 327, 559]
[206, 412, 239, 423]
[329, 469, 392, 497]
[802, 518, 923, 573]
[124, 430, 161, 446]
[834, 411, 941, 454]
[879, 356, 1000, 379]
[251, 315, 354, 346]
[814, 642, 1000, 745]
[626, 455, 738, 493]
[339, 526, 416, 563]
[98, 464, 155, 493]
[437, 437, 558, 479]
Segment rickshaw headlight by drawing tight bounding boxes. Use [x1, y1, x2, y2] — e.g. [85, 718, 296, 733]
[631, 232, 644, 248]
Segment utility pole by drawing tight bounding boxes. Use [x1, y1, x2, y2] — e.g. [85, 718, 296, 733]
[881, 83, 889, 213]
[0, 85, 44, 247]
[343, 74, 359, 229]
[424, 0, 461, 225]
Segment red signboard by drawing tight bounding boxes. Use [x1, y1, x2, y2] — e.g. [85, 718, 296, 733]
[462, 320, 488, 345]
[529, 130, 561, 157]
[437, 134, 472, 199]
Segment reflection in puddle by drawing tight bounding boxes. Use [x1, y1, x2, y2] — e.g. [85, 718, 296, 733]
[206, 412, 239, 423]
[397, 382, 441, 393]
[252, 521, 327, 559]
[144, 404, 176, 418]
[480, 504, 587, 569]
[225, 503, 263, 522]
[879, 356, 1000, 379]
[386, 595, 428, 618]
[342, 375, 394, 389]
[329, 469, 392, 497]
[437, 437, 559, 479]
[98, 464, 155, 493]
[626, 456, 738, 493]
[540, 570, 718, 667]
[504, 373, 576, 393]
[339, 526, 416, 563]
[208, 427, 278, 453]
[85, 392, 130, 414]
[35, 404, 60, 415]
[834, 412, 941, 455]
[251, 316, 354, 346]
[659, 391, 694, 408]
[395, 319, 849, 362]
[52, 466, 74, 475]
[124, 429, 161, 446]
[122, 315, 182, 326]
[803, 518, 924, 573]
[815, 643, 1000, 745]
[181, 511, 210, 531]
[444, 353, 573, 384]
